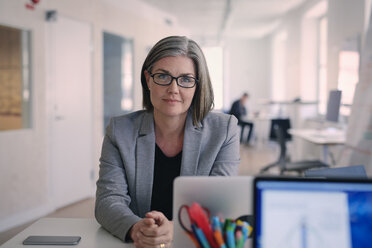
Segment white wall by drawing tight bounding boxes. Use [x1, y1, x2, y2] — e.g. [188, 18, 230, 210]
[0, 0, 184, 232]
[327, 0, 365, 91]
[224, 38, 271, 114]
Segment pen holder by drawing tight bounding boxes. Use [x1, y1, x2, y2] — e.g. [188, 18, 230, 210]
[178, 202, 253, 248]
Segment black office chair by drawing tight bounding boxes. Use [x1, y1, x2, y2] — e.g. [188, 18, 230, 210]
[269, 118, 292, 141]
[260, 122, 329, 175]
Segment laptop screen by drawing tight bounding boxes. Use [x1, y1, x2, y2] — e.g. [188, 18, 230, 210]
[253, 177, 372, 248]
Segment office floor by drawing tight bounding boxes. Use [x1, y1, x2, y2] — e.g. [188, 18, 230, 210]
[0, 142, 279, 245]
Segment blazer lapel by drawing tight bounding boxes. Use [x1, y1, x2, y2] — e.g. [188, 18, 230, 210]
[135, 112, 155, 217]
[181, 113, 203, 175]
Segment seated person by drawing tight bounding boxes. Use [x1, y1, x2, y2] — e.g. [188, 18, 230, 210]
[229, 92, 254, 144]
[95, 36, 240, 248]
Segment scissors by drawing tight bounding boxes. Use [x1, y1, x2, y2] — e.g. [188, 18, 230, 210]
[178, 202, 219, 248]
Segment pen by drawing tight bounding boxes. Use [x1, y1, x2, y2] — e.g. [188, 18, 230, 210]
[224, 219, 231, 233]
[220, 220, 225, 236]
[212, 217, 226, 248]
[192, 224, 211, 248]
[226, 221, 236, 248]
[235, 230, 244, 248]
[236, 220, 251, 241]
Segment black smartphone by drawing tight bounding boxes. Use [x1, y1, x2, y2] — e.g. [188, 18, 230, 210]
[23, 236, 81, 245]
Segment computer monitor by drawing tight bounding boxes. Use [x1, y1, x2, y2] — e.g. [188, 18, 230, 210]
[253, 177, 372, 248]
[326, 90, 342, 123]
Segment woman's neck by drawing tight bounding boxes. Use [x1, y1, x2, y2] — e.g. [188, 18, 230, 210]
[153, 111, 187, 157]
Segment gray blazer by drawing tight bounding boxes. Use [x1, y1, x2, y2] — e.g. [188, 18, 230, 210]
[95, 110, 240, 241]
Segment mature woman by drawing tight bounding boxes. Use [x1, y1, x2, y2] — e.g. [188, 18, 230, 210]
[95, 36, 240, 248]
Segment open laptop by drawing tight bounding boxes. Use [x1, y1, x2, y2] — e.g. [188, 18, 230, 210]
[173, 176, 254, 247]
[253, 177, 372, 248]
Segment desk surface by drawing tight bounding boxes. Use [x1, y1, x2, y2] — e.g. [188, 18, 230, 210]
[1, 218, 132, 248]
[288, 128, 346, 145]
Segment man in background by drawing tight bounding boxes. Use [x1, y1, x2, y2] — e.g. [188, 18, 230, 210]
[229, 93, 254, 144]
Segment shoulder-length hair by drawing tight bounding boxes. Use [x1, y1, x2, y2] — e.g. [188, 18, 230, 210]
[141, 36, 214, 126]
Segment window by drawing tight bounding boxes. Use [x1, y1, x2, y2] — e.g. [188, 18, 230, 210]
[203, 47, 223, 110]
[0, 24, 32, 131]
[103, 32, 134, 129]
[337, 50, 360, 116]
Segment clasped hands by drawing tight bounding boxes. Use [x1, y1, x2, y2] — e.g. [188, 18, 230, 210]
[130, 211, 173, 248]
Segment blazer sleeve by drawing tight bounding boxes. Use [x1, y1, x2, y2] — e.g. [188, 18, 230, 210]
[95, 119, 141, 242]
[210, 115, 240, 176]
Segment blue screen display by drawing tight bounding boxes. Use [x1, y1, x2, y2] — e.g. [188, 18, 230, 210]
[255, 181, 372, 248]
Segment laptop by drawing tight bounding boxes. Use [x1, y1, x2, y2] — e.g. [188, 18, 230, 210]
[253, 177, 372, 248]
[173, 176, 254, 247]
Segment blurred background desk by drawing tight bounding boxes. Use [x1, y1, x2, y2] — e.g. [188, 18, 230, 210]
[241, 115, 272, 146]
[288, 128, 346, 164]
[1, 218, 131, 248]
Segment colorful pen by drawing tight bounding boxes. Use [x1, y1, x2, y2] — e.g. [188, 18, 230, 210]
[236, 220, 251, 241]
[235, 230, 244, 248]
[212, 217, 226, 248]
[226, 221, 236, 248]
[192, 224, 211, 248]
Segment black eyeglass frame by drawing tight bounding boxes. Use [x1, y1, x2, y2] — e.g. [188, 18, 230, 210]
[150, 73, 198, 88]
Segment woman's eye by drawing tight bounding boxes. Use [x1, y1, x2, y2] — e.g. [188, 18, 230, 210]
[180, 77, 192, 83]
[157, 74, 169, 80]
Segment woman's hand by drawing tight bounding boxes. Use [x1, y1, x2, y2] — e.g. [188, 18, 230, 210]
[131, 211, 173, 248]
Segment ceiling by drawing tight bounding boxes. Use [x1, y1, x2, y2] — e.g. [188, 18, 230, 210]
[140, 0, 307, 43]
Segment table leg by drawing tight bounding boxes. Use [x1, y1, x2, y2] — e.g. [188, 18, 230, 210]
[322, 145, 329, 164]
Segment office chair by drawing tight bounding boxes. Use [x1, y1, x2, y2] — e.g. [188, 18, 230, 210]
[260, 121, 329, 175]
[269, 118, 292, 141]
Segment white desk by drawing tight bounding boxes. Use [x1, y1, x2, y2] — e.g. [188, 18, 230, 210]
[241, 115, 272, 145]
[288, 128, 346, 164]
[1, 218, 133, 248]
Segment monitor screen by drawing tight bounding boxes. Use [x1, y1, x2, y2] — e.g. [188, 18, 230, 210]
[254, 177, 372, 248]
[326, 90, 342, 122]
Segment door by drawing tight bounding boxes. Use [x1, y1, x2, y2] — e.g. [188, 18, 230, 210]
[46, 15, 94, 209]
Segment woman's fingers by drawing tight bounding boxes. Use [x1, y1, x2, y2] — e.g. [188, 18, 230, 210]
[131, 218, 156, 244]
[132, 211, 174, 248]
[145, 211, 166, 225]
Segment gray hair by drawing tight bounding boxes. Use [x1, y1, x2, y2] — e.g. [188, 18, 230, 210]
[141, 36, 214, 126]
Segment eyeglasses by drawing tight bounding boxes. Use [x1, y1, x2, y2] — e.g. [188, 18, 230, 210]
[150, 73, 197, 88]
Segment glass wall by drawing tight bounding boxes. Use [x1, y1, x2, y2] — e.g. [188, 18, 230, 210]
[103, 32, 134, 129]
[0, 24, 32, 131]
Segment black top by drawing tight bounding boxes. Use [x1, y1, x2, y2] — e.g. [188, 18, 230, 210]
[150, 144, 182, 220]
[229, 100, 247, 122]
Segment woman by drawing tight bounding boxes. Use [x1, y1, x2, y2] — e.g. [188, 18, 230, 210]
[95, 36, 240, 248]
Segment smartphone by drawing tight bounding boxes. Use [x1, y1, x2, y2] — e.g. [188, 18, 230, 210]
[23, 236, 81, 245]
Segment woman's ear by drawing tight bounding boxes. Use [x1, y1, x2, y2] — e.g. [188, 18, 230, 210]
[144, 70, 151, 90]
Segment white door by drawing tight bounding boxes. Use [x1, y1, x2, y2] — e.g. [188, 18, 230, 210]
[46, 15, 94, 209]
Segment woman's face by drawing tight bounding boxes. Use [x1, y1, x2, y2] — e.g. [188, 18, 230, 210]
[145, 55, 196, 120]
